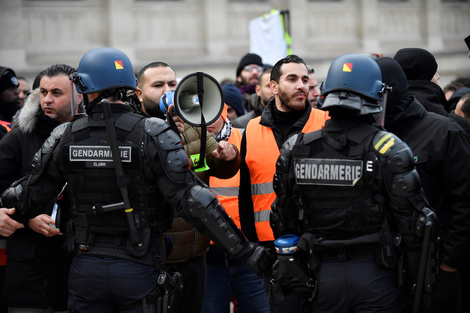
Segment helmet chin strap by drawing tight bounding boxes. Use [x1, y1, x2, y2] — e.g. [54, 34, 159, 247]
[85, 94, 105, 114]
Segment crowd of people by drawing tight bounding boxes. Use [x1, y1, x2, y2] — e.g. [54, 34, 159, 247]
[0, 45, 469, 313]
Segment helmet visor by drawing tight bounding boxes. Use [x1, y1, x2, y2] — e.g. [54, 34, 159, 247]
[70, 81, 84, 117]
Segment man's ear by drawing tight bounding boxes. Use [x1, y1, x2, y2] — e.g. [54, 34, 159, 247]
[135, 87, 143, 103]
[255, 84, 261, 96]
[270, 80, 278, 95]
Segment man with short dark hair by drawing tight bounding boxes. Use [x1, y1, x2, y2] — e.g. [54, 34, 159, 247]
[307, 65, 320, 108]
[238, 54, 328, 312]
[135, 61, 241, 313]
[0, 63, 83, 312]
[17, 76, 30, 108]
[454, 93, 470, 121]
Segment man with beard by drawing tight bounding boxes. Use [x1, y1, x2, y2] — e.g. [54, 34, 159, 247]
[307, 65, 321, 108]
[238, 54, 328, 312]
[232, 68, 274, 129]
[234, 53, 265, 113]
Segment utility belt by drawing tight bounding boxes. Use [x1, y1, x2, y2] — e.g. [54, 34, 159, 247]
[268, 234, 393, 304]
[76, 233, 158, 266]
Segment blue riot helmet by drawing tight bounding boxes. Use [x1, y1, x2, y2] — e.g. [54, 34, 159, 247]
[70, 47, 137, 113]
[71, 47, 136, 95]
[320, 54, 388, 116]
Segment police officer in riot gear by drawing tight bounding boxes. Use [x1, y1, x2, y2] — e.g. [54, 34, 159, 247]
[270, 54, 438, 313]
[3, 47, 272, 313]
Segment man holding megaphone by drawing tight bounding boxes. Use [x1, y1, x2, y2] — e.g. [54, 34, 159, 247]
[135, 62, 241, 313]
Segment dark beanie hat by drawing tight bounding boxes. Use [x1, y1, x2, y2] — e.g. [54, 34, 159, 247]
[236, 53, 263, 78]
[393, 48, 438, 81]
[222, 83, 244, 117]
[0, 67, 19, 93]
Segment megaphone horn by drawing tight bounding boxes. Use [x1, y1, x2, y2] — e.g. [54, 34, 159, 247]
[178, 93, 200, 112]
[173, 72, 223, 127]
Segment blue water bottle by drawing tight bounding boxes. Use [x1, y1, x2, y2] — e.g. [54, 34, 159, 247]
[274, 234, 300, 255]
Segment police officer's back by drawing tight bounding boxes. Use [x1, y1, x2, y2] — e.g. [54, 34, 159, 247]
[4, 47, 272, 313]
[271, 54, 438, 313]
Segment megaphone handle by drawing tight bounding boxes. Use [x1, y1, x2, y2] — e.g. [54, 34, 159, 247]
[166, 113, 180, 136]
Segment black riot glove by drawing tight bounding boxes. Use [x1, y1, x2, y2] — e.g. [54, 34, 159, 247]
[239, 242, 276, 278]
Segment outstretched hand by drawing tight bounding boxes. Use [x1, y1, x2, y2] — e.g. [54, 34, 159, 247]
[0, 208, 24, 237]
[212, 140, 237, 161]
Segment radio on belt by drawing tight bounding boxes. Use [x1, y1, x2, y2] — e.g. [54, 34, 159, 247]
[274, 234, 300, 255]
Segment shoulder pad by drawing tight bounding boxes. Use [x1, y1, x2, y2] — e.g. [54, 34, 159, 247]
[372, 130, 402, 156]
[374, 131, 414, 173]
[280, 133, 300, 157]
[42, 122, 70, 154]
[302, 129, 322, 145]
[144, 117, 171, 137]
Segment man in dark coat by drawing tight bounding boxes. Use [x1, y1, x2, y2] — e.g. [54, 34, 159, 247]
[377, 57, 470, 313]
[0, 64, 83, 312]
[394, 47, 470, 133]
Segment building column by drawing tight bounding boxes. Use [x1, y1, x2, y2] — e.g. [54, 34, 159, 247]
[108, 0, 137, 62]
[287, 0, 309, 57]
[204, 0, 228, 59]
[425, 0, 443, 51]
[360, 0, 380, 53]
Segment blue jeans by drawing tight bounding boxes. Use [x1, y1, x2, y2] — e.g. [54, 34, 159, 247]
[202, 260, 269, 313]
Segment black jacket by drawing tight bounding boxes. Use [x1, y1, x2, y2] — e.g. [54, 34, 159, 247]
[385, 99, 470, 269]
[0, 89, 72, 309]
[408, 79, 470, 134]
[377, 56, 470, 269]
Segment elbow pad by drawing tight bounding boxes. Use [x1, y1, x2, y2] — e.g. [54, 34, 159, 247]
[0, 176, 26, 208]
[185, 185, 247, 256]
[391, 169, 421, 197]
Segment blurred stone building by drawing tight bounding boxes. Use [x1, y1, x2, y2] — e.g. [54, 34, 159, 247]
[1, 0, 469, 85]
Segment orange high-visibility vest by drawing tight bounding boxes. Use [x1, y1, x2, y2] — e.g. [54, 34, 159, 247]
[209, 128, 243, 229]
[245, 108, 328, 242]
